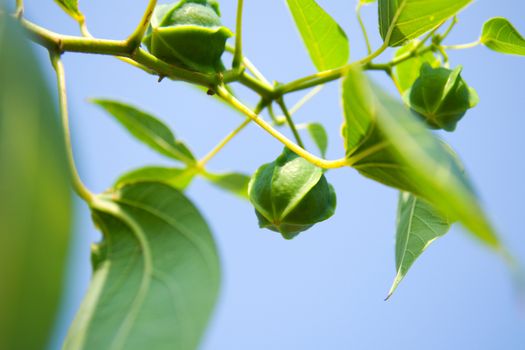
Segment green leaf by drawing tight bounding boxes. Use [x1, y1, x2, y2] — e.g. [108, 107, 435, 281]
[379, 0, 472, 47]
[341, 66, 501, 249]
[54, 0, 83, 20]
[64, 182, 220, 350]
[92, 99, 196, 164]
[481, 17, 525, 56]
[203, 171, 251, 199]
[286, 0, 350, 71]
[299, 122, 328, 158]
[116, 166, 197, 190]
[359, 0, 377, 4]
[387, 192, 451, 299]
[0, 15, 72, 350]
[393, 40, 440, 92]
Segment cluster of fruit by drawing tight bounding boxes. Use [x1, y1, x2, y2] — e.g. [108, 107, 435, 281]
[143, 0, 478, 239]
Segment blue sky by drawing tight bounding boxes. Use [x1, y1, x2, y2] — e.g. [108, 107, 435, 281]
[21, 0, 525, 349]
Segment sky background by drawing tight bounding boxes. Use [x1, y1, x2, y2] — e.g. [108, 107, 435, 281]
[20, 0, 525, 349]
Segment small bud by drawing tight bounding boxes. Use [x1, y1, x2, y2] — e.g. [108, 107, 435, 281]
[248, 149, 336, 239]
[143, 1, 233, 73]
[407, 63, 479, 131]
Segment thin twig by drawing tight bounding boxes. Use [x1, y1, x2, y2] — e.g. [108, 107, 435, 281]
[232, 0, 244, 69]
[217, 86, 348, 169]
[50, 53, 94, 203]
[277, 98, 305, 148]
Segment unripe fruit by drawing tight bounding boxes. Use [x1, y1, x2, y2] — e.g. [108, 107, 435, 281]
[248, 148, 336, 239]
[142, 0, 232, 73]
[407, 63, 479, 131]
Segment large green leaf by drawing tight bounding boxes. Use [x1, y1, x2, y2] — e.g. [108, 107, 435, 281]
[115, 166, 197, 190]
[0, 15, 72, 350]
[54, 0, 83, 20]
[481, 17, 525, 56]
[286, 0, 349, 71]
[393, 40, 440, 92]
[341, 66, 500, 249]
[92, 99, 196, 165]
[387, 192, 451, 299]
[203, 171, 251, 199]
[64, 182, 220, 350]
[378, 0, 472, 47]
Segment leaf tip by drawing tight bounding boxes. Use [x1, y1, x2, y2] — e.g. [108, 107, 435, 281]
[385, 273, 403, 301]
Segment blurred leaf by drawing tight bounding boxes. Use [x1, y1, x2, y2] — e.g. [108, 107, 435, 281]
[481, 17, 525, 56]
[379, 0, 472, 46]
[54, 0, 83, 20]
[64, 182, 220, 350]
[203, 171, 251, 199]
[0, 15, 72, 350]
[299, 122, 328, 158]
[341, 66, 501, 249]
[393, 40, 440, 92]
[286, 0, 349, 70]
[359, 0, 377, 4]
[92, 99, 196, 164]
[387, 192, 451, 299]
[116, 166, 197, 190]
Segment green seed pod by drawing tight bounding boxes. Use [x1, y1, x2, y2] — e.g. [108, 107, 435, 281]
[142, 0, 233, 73]
[407, 63, 479, 131]
[248, 148, 337, 239]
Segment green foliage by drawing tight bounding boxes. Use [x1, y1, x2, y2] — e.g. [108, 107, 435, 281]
[203, 171, 251, 199]
[143, 0, 233, 73]
[0, 16, 72, 350]
[54, 0, 83, 20]
[342, 66, 499, 249]
[393, 40, 440, 92]
[481, 17, 525, 56]
[8, 0, 523, 347]
[379, 0, 472, 46]
[116, 166, 197, 190]
[64, 182, 220, 350]
[286, 0, 349, 70]
[302, 122, 329, 158]
[407, 64, 479, 131]
[92, 99, 196, 164]
[387, 192, 451, 299]
[248, 148, 336, 239]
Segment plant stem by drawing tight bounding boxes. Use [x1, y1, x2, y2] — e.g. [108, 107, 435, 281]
[51, 53, 94, 204]
[197, 118, 251, 169]
[438, 16, 458, 43]
[289, 85, 323, 115]
[217, 86, 348, 169]
[77, 16, 91, 38]
[386, 70, 403, 95]
[356, 4, 372, 55]
[127, 0, 157, 49]
[388, 45, 435, 68]
[442, 41, 480, 50]
[267, 103, 282, 125]
[21, 18, 220, 87]
[232, 0, 244, 69]
[197, 101, 267, 168]
[276, 98, 304, 148]
[279, 39, 390, 95]
[15, 0, 24, 17]
[243, 57, 271, 86]
[226, 44, 271, 86]
[238, 71, 274, 98]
